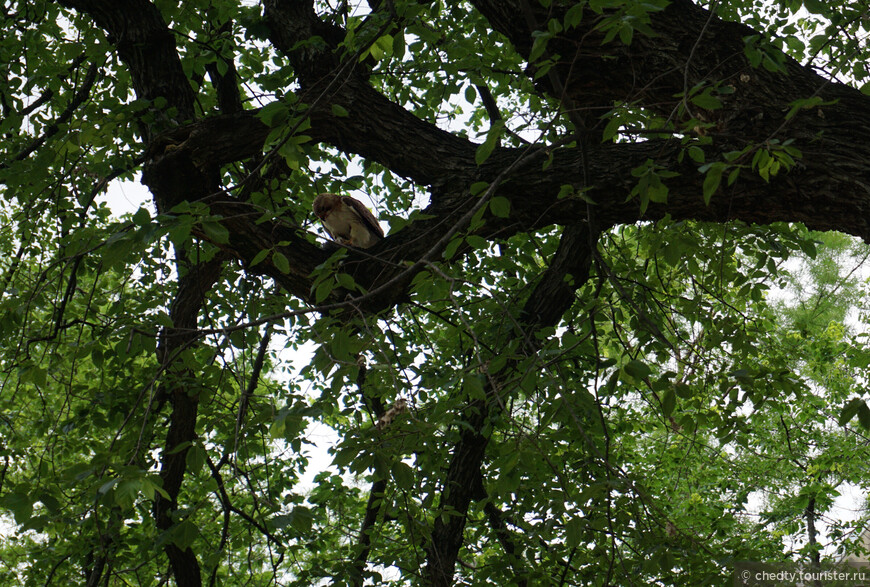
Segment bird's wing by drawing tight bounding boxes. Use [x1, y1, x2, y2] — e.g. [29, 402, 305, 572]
[343, 196, 384, 239]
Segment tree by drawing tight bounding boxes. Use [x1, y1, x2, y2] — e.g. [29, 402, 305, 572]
[2, 0, 870, 585]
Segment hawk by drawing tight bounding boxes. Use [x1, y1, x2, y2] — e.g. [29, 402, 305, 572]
[312, 193, 384, 249]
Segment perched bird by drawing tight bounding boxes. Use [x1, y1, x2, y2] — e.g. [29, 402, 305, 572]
[312, 193, 384, 249]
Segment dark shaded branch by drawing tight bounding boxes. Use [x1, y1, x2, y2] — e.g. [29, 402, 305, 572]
[84, 545, 106, 587]
[51, 255, 83, 340]
[475, 83, 502, 126]
[470, 0, 870, 209]
[68, 0, 870, 322]
[426, 404, 489, 587]
[425, 223, 599, 585]
[234, 323, 272, 458]
[57, 0, 196, 128]
[352, 479, 388, 587]
[262, 0, 477, 190]
[152, 256, 225, 587]
[806, 496, 822, 585]
[115, 0, 870, 321]
[0, 244, 26, 299]
[351, 354, 387, 587]
[43, 554, 70, 587]
[519, 224, 598, 333]
[205, 21, 244, 115]
[473, 473, 529, 587]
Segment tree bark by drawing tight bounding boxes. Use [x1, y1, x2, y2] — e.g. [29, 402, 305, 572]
[426, 223, 597, 585]
[141, 0, 870, 319]
[60, 0, 870, 318]
[152, 256, 224, 587]
[61, 0, 870, 316]
[55, 3, 224, 585]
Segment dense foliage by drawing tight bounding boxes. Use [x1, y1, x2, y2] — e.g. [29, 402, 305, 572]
[2, 0, 870, 585]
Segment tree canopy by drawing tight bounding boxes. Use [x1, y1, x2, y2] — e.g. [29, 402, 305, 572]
[2, 0, 870, 585]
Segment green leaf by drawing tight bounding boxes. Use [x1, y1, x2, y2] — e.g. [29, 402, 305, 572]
[465, 235, 489, 249]
[565, 517, 583, 548]
[557, 184, 575, 199]
[257, 101, 290, 127]
[618, 25, 633, 46]
[250, 249, 270, 267]
[838, 398, 864, 426]
[201, 220, 229, 244]
[0, 493, 33, 524]
[785, 96, 824, 121]
[101, 234, 134, 269]
[392, 461, 415, 490]
[529, 31, 553, 63]
[331, 445, 361, 470]
[369, 34, 394, 61]
[463, 374, 486, 400]
[475, 121, 504, 165]
[674, 382, 694, 399]
[442, 236, 463, 260]
[803, 0, 825, 14]
[489, 196, 510, 218]
[565, 3, 584, 28]
[858, 403, 870, 430]
[335, 272, 357, 291]
[185, 444, 206, 474]
[702, 163, 725, 205]
[690, 93, 722, 110]
[38, 493, 61, 514]
[315, 278, 335, 303]
[132, 207, 151, 226]
[141, 477, 170, 501]
[798, 239, 817, 259]
[331, 104, 349, 117]
[115, 479, 140, 510]
[601, 113, 623, 142]
[289, 506, 315, 533]
[273, 251, 290, 274]
[623, 359, 651, 380]
[727, 167, 741, 186]
[171, 520, 199, 551]
[661, 388, 676, 417]
[470, 181, 490, 195]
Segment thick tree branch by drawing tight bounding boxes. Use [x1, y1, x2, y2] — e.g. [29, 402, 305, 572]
[472, 473, 529, 587]
[471, 0, 827, 125]
[52, 0, 855, 328]
[64, 0, 870, 326]
[57, 0, 195, 126]
[141, 112, 870, 323]
[152, 256, 225, 587]
[351, 354, 387, 586]
[353, 479, 388, 587]
[426, 223, 598, 585]
[469, 0, 870, 228]
[206, 21, 244, 115]
[262, 0, 477, 189]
